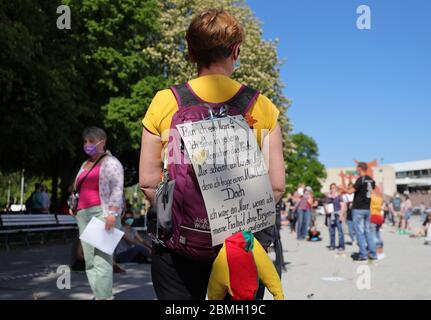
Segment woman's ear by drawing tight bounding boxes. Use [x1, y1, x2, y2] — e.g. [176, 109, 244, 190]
[232, 43, 241, 60]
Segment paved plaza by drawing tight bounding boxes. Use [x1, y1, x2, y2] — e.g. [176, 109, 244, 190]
[1, 216, 430, 300]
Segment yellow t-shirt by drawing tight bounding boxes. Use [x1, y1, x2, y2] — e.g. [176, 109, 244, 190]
[142, 74, 280, 148]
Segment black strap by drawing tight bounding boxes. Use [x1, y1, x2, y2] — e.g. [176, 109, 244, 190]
[74, 153, 107, 193]
[171, 83, 259, 115]
[227, 86, 259, 114]
[171, 84, 200, 108]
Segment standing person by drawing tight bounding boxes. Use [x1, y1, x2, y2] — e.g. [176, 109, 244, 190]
[342, 183, 356, 245]
[295, 186, 314, 241]
[382, 201, 390, 224]
[345, 162, 377, 261]
[370, 187, 385, 260]
[72, 127, 124, 300]
[389, 193, 402, 228]
[419, 202, 427, 224]
[399, 195, 413, 235]
[310, 194, 319, 228]
[277, 198, 288, 226]
[287, 192, 298, 233]
[325, 184, 346, 251]
[139, 9, 285, 300]
[40, 185, 51, 214]
[423, 213, 431, 245]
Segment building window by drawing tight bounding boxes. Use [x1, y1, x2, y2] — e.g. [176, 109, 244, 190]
[396, 172, 407, 178]
[422, 169, 431, 178]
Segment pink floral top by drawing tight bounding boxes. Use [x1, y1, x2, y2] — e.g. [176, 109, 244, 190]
[74, 152, 124, 217]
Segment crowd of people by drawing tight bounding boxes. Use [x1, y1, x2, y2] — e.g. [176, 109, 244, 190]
[277, 162, 431, 263]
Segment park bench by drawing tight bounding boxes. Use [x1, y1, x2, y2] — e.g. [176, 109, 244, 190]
[0, 214, 78, 250]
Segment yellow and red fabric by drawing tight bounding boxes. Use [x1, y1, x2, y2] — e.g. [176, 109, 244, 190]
[208, 231, 284, 300]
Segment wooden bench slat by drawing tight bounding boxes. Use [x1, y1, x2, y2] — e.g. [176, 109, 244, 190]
[2, 221, 58, 226]
[23, 227, 77, 232]
[1, 214, 54, 219]
[2, 217, 55, 220]
[0, 214, 80, 242]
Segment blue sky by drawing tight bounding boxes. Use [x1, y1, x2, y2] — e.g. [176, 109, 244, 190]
[246, 0, 431, 167]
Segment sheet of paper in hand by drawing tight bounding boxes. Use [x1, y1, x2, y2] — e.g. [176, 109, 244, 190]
[177, 115, 276, 246]
[79, 217, 124, 255]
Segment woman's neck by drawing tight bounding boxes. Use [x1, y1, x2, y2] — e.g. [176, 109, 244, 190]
[197, 62, 232, 78]
[88, 152, 103, 163]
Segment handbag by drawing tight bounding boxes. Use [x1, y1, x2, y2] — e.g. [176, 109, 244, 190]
[155, 149, 175, 238]
[67, 153, 107, 214]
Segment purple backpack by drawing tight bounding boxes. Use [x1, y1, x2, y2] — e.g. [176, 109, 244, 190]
[164, 82, 260, 262]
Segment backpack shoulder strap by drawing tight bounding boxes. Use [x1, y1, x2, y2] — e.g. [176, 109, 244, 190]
[226, 85, 260, 115]
[171, 83, 260, 113]
[170, 83, 201, 108]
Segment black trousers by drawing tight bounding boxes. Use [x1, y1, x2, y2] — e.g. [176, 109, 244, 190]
[151, 247, 213, 300]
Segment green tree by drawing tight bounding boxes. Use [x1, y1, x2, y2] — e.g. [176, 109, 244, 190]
[62, 0, 164, 186]
[0, 0, 90, 207]
[1, 0, 293, 208]
[285, 133, 326, 197]
[0, 0, 163, 207]
[104, 0, 293, 188]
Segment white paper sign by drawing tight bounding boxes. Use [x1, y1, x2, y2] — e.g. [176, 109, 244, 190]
[326, 203, 335, 214]
[79, 217, 124, 255]
[177, 115, 276, 246]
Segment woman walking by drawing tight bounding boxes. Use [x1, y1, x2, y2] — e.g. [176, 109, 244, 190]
[72, 127, 124, 300]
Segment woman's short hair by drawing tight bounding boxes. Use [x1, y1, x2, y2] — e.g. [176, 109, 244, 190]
[186, 8, 244, 68]
[82, 126, 107, 142]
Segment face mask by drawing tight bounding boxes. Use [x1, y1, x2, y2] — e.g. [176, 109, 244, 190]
[234, 57, 241, 70]
[125, 218, 134, 226]
[84, 141, 102, 156]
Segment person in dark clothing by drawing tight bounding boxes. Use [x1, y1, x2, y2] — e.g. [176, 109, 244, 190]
[287, 194, 298, 233]
[344, 162, 377, 261]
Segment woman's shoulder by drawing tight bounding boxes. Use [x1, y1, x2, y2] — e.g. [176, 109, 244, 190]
[254, 93, 275, 106]
[103, 153, 123, 169]
[250, 92, 280, 130]
[143, 89, 178, 135]
[151, 88, 177, 105]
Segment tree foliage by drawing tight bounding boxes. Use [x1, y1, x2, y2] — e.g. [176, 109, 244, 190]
[144, 0, 293, 152]
[0, 0, 163, 205]
[0, 0, 294, 207]
[285, 133, 326, 196]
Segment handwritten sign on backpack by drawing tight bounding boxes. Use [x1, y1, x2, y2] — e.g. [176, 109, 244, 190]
[177, 115, 276, 246]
